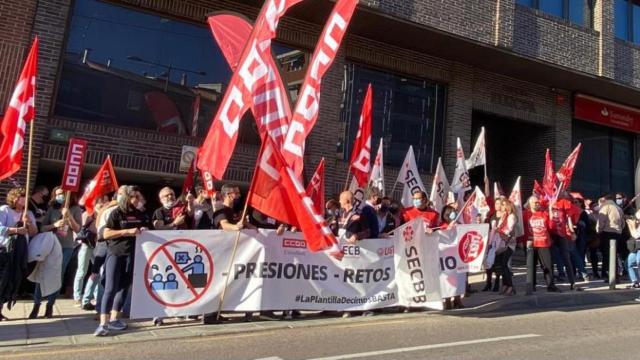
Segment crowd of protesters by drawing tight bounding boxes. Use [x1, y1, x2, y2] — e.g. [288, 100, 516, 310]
[1, 180, 640, 336]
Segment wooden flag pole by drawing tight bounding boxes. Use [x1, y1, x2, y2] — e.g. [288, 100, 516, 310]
[22, 121, 35, 220]
[343, 170, 351, 192]
[215, 140, 265, 321]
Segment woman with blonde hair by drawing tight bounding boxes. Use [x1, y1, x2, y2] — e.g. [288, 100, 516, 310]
[490, 197, 518, 296]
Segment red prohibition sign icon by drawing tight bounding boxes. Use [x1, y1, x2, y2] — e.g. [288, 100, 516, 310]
[144, 238, 214, 307]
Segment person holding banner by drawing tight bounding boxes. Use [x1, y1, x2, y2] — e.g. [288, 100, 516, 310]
[440, 205, 465, 309]
[490, 198, 518, 296]
[402, 191, 440, 233]
[95, 186, 149, 336]
[361, 186, 383, 239]
[524, 196, 561, 292]
[338, 191, 370, 244]
[378, 197, 399, 236]
[30, 187, 82, 319]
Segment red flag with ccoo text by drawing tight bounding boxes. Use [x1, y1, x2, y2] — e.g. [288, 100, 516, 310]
[349, 83, 372, 187]
[0, 37, 38, 181]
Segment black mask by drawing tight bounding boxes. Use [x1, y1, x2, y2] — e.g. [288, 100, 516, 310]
[389, 205, 399, 215]
[379, 204, 389, 213]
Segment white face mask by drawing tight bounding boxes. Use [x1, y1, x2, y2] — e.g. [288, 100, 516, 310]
[635, 211, 640, 220]
[162, 200, 175, 210]
[616, 199, 624, 206]
[136, 202, 145, 211]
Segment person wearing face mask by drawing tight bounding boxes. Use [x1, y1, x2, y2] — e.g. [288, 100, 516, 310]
[28, 185, 49, 228]
[378, 197, 398, 236]
[29, 187, 82, 319]
[524, 196, 561, 292]
[325, 199, 341, 236]
[360, 186, 382, 239]
[440, 205, 465, 309]
[152, 187, 191, 231]
[401, 191, 441, 233]
[94, 186, 150, 336]
[211, 184, 252, 232]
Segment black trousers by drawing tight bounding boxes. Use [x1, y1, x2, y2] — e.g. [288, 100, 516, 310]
[536, 247, 554, 287]
[552, 235, 575, 285]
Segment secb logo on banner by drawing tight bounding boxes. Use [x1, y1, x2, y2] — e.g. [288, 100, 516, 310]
[144, 239, 214, 307]
[458, 231, 485, 264]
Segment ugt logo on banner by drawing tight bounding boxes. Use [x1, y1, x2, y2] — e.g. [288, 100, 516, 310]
[144, 238, 214, 307]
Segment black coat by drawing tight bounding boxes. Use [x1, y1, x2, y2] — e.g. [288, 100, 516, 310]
[0, 234, 29, 309]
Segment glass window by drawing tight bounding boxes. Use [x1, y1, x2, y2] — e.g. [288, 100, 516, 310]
[634, 2, 640, 43]
[539, 0, 564, 18]
[568, 0, 585, 25]
[615, 0, 630, 40]
[516, 0, 534, 6]
[342, 64, 446, 172]
[572, 121, 634, 200]
[55, 0, 306, 143]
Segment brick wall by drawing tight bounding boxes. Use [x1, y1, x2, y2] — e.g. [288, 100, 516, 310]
[614, 40, 640, 88]
[512, 4, 599, 76]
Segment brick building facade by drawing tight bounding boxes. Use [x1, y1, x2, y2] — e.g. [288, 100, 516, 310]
[2, 0, 640, 205]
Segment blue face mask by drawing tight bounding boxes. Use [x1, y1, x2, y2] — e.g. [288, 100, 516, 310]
[55, 194, 65, 205]
[448, 211, 458, 221]
[412, 199, 422, 208]
[116, 194, 125, 203]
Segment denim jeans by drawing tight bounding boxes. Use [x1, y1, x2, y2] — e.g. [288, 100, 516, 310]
[73, 244, 93, 301]
[627, 251, 639, 283]
[34, 247, 74, 305]
[567, 239, 587, 276]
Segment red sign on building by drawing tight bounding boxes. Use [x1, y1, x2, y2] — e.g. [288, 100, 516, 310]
[574, 93, 640, 134]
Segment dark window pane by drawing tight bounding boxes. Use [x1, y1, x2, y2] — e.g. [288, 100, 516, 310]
[342, 65, 446, 173]
[539, 0, 564, 18]
[573, 121, 634, 200]
[516, 0, 534, 6]
[56, 0, 306, 143]
[615, 0, 630, 40]
[568, 0, 585, 25]
[634, 2, 640, 43]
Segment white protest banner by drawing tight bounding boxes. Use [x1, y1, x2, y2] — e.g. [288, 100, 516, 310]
[132, 227, 445, 319]
[393, 218, 441, 308]
[431, 224, 490, 298]
[430, 157, 450, 214]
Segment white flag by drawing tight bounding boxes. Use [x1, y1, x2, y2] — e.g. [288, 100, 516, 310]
[451, 138, 471, 194]
[348, 176, 366, 212]
[465, 127, 486, 170]
[369, 138, 385, 196]
[429, 157, 450, 214]
[459, 186, 491, 224]
[493, 182, 502, 200]
[395, 146, 426, 208]
[509, 176, 525, 238]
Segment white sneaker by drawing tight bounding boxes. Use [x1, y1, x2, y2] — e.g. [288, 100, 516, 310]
[93, 324, 109, 337]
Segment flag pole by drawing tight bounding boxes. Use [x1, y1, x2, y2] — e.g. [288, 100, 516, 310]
[22, 120, 35, 220]
[343, 169, 351, 192]
[215, 140, 266, 321]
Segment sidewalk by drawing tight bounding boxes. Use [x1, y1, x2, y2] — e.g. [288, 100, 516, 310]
[1, 268, 638, 353]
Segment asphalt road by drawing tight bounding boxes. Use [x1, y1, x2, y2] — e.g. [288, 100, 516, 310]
[4, 302, 639, 360]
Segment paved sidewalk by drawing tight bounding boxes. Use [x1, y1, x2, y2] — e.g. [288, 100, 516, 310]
[1, 268, 638, 354]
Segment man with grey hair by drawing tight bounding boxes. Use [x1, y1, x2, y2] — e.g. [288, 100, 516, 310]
[153, 187, 189, 230]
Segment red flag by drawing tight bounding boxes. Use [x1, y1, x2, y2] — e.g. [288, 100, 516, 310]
[542, 149, 558, 198]
[0, 37, 38, 181]
[306, 158, 325, 215]
[79, 156, 119, 215]
[207, 13, 293, 147]
[533, 180, 545, 198]
[349, 84, 373, 187]
[557, 143, 582, 190]
[250, 137, 342, 258]
[182, 155, 196, 196]
[61, 138, 89, 192]
[282, 0, 359, 177]
[198, 0, 302, 180]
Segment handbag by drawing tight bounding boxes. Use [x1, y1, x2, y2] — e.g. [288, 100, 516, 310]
[75, 217, 96, 248]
